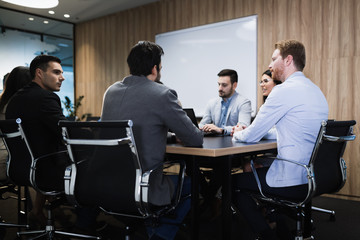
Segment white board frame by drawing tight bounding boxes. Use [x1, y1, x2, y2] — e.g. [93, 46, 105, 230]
[155, 15, 258, 117]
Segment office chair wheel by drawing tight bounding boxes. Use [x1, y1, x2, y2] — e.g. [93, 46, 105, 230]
[303, 236, 314, 240]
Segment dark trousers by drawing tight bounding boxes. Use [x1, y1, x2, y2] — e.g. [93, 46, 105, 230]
[232, 167, 308, 234]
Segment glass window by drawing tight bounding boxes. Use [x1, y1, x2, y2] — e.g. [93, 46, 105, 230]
[0, 8, 74, 115]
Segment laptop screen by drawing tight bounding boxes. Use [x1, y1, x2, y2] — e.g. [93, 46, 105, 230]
[183, 108, 199, 128]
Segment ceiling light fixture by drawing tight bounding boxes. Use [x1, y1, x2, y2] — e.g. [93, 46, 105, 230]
[1, 0, 59, 9]
[43, 20, 49, 24]
[48, 10, 55, 15]
[64, 14, 70, 18]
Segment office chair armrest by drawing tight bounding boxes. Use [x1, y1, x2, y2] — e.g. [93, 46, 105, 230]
[140, 160, 186, 216]
[250, 157, 314, 207]
[31, 150, 70, 195]
[164, 159, 187, 209]
[323, 134, 356, 142]
[64, 163, 78, 206]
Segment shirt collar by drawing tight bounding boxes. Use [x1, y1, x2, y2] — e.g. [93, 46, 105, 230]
[222, 92, 235, 105]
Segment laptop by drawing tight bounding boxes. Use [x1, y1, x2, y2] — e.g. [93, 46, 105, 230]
[183, 108, 216, 136]
[183, 108, 199, 128]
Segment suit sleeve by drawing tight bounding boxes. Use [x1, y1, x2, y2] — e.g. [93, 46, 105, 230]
[163, 89, 203, 147]
[40, 93, 66, 142]
[236, 99, 252, 127]
[198, 100, 214, 128]
[233, 87, 287, 142]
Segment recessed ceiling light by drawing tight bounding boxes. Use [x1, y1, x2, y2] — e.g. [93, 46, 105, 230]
[28, 17, 34, 21]
[43, 20, 49, 24]
[64, 14, 70, 18]
[1, 0, 59, 9]
[58, 43, 69, 47]
[48, 10, 55, 15]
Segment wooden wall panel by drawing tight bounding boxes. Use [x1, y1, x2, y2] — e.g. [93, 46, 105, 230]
[75, 0, 360, 197]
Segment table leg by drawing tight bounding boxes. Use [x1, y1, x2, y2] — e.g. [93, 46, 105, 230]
[221, 156, 232, 239]
[191, 156, 199, 240]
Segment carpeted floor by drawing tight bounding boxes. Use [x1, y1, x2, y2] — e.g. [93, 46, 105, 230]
[1, 187, 360, 240]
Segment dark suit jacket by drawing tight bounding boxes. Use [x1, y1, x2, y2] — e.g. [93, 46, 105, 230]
[6, 82, 66, 157]
[5, 82, 67, 190]
[101, 75, 204, 206]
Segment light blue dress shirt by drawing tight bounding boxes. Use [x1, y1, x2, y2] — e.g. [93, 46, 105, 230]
[199, 91, 252, 135]
[219, 95, 233, 129]
[233, 72, 329, 187]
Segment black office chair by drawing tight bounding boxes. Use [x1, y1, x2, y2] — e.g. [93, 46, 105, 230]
[247, 120, 356, 239]
[0, 119, 32, 236]
[85, 116, 100, 122]
[59, 120, 187, 239]
[0, 181, 29, 240]
[0, 181, 29, 229]
[0, 118, 100, 240]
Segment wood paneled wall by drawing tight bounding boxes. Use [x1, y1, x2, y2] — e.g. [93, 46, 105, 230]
[75, 0, 360, 197]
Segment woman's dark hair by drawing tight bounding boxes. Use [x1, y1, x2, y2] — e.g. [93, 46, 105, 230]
[262, 69, 281, 85]
[127, 41, 164, 76]
[263, 69, 271, 78]
[0, 66, 32, 112]
[262, 69, 282, 102]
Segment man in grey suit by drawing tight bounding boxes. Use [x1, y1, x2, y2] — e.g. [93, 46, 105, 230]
[197, 70, 252, 218]
[199, 69, 252, 135]
[101, 41, 203, 240]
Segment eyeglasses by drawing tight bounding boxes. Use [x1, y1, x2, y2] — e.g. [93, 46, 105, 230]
[259, 78, 271, 84]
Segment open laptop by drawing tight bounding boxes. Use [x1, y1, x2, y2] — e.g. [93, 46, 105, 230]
[183, 108, 199, 128]
[183, 108, 216, 136]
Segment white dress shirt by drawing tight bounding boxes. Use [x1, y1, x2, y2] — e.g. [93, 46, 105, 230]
[233, 72, 329, 187]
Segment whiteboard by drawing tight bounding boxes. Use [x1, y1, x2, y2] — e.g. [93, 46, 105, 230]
[155, 15, 257, 117]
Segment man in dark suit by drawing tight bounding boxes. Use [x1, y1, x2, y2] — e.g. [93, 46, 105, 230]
[101, 41, 203, 240]
[6, 55, 98, 233]
[6, 55, 67, 226]
[6, 55, 66, 157]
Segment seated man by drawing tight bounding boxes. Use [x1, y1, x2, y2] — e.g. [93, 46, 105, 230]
[232, 39, 328, 239]
[6, 55, 67, 226]
[199, 69, 251, 135]
[6, 55, 98, 233]
[101, 41, 203, 240]
[198, 69, 252, 211]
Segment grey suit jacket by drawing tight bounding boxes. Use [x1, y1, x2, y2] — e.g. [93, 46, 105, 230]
[101, 75, 203, 206]
[199, 91, 252, 135]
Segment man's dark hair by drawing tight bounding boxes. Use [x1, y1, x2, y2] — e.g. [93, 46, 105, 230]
[127, 41, 164, 76]
[217, 69, 238, 84]
[29, 55, 61, 79]
[275, 39, 306, 71]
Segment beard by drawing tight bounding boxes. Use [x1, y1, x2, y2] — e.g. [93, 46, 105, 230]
[219, 90, 233, 99]
[271, 65, 285, 82]
[154, 72, 161, 83]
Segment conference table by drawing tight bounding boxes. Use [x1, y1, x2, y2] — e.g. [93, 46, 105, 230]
[166, 136, 277, 239]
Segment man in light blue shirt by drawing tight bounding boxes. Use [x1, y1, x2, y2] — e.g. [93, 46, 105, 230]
[232, 40, 329, 239]
[199, 69, 251, 135]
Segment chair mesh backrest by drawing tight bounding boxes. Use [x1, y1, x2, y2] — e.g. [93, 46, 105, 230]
[0, 119, 32, 186]
[60, 120, 142, 216]
[311, 120, 356, 196]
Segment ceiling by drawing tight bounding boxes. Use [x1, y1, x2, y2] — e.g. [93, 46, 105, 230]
[0, 0, 158, 66]
[0, 0, 159, 23]
[0, 0, 159, 38]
